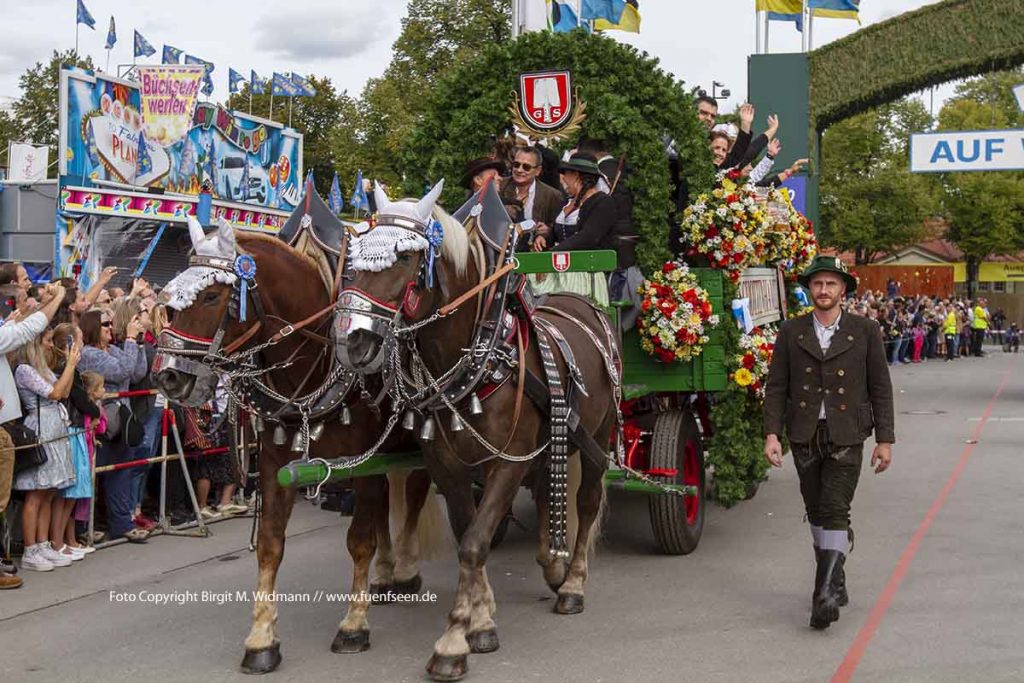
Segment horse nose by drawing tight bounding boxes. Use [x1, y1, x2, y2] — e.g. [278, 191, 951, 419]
[345, 329, 383, 370]
[155, 368, 195, 401]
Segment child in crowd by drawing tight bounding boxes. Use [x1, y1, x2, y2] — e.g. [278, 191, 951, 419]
[74, 372, 107, 543]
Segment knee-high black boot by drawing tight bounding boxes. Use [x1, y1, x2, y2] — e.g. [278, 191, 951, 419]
[812, 546, 848, 607]
[811, 549, 844, 629]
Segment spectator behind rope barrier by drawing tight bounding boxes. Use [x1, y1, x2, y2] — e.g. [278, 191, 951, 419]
[0, 282, 65, 587]
[77, 308, 149, 543]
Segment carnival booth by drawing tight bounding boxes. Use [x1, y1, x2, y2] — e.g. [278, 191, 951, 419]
[56, 65, 302, 289]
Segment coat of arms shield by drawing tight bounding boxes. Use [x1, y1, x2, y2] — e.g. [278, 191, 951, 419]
[518, 70, 573, 131]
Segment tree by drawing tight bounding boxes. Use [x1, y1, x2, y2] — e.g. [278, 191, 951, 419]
[820, 99, 938, 263]
[936, 70, 1024, 297]
[2, 50, 94, 178]
[226, 76, 343, 197]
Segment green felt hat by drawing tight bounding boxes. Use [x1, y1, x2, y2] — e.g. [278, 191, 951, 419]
[558, 152, 603, 177]
[798, 255, 857, 293]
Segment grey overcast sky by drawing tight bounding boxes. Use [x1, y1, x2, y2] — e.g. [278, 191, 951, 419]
[1, 0, 951, 112]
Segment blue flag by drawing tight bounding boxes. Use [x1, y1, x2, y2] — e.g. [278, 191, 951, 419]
[329, 172, 344, 214]
[104, 16, 116, 49]
[581, 0, 625, 22]
[134, 30, 156, 58]
[77, 0, 96, 29]
[162, 44, 183, 64]
[136, 130, 153, 178]
[250, 70, 267, 95]
[229, 68, 246, 94]
[350, 170, 369, 212]
[551, 1, 586, 32]
[271, 72, 299, 96]
[184, 54, 214, 74]
[809, 0, 861, 20]
[290, 73, 317, 97]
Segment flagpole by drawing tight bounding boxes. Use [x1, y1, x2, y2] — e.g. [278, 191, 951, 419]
[288, 97, 292, 128]
[269, 92, 274, 122]
[76, 22, 80, 56]
[764, 11, 771, 53]
[249, 89, 252, 115]
[808, 9, 815, 51]
[801, 0, 809, 52]
[576, 0, 582, 28]
[511, 0, 519, 39]
[755, 10, 761, 55]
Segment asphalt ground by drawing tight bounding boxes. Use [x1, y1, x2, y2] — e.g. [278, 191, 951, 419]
[1, 348, 1021, 683]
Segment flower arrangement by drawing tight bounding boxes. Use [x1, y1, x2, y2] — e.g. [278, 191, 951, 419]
[761, 187, 818, 274]
[680, 169, 769, 283]
[637, 261, 720, 363]
[729, 326, 778, 399]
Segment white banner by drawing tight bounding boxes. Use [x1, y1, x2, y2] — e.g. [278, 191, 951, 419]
[7, 142, 49, 182]
[910, 130, 1024, 173]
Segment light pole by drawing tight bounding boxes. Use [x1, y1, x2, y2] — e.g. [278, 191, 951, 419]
[712, 81, 731, 101]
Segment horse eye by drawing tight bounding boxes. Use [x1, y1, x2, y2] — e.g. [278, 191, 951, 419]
[203, 291, 220, 305]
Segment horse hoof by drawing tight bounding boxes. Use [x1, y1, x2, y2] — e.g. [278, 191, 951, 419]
[555, 593, 585, 615]
[331, 629, 370, 654]
[468, 628, 500, 654]
[393, 574, 423, 595]
[426, 653, 468, 682]
[240, 644, 282, 674]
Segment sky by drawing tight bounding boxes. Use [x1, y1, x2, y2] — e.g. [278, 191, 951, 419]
[0, 0, 955, 116]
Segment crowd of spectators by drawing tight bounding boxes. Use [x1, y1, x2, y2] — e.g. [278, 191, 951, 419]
[0, 263, 245, 590]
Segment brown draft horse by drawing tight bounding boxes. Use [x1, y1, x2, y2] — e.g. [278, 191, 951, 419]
[335, 184, 618, 681]
[154, 219, 450, 674]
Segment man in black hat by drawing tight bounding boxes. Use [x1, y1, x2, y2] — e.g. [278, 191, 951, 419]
[763, 255, 895, 630]
[460, 156, 506, 195]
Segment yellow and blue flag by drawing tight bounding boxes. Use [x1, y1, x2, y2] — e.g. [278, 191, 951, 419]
[809, 0, 861, 22]
[162, 45, 183, 65]
[134, 31, 156, 58]
[77, 0, 96, 29]
[291, 73, 317, 97]
[251, 70, 268, 95]
[229, 68, 246, 94]
[550, 1, 585, 33]
[756, 0, 804, 30]
[593, 0, 640, 33]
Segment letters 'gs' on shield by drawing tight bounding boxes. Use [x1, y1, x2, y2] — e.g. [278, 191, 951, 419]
[510, 70, 587, 142]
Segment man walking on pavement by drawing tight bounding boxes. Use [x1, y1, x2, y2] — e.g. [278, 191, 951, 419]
[763, 256, 895, 630]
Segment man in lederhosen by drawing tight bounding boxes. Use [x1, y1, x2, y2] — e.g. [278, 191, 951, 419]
[763, 256, 895, 630]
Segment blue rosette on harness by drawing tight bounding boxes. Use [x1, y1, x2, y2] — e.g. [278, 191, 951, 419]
[233, 254, 257, 322]
[424, 218, 444, 288]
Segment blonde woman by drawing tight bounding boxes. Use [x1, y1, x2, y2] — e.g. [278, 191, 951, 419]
[111, 296, 143, 344]
[13, 330, 83, 571]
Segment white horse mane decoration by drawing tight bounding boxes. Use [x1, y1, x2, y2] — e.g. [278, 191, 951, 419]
[349, 180, 453, 273]
[163, 216, 239, 311]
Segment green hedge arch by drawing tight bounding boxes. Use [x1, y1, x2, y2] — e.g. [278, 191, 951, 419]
[403, 30, 713, 273]
[810, 0, 1024, 130]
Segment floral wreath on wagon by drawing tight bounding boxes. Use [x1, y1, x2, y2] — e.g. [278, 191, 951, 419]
[760, 185, 818, 275]
[679, 168, 769, 283]
[636, 261, 720, 364]
[729, 325, 778, 400]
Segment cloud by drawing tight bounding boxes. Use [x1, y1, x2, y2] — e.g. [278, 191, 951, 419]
[253, 4, 393, 62]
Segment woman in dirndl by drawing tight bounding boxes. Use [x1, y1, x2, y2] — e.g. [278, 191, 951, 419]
[13, 332, 83, 571]
[529, 152, 613, 307]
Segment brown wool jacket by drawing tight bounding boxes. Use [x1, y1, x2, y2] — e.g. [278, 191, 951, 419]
[764, 312, 896, 446]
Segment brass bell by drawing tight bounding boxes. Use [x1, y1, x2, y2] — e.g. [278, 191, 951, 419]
[450, 413, 464, 432]
[272, 425, 287, 446]
[402, 410, 417, 431]
[290, 431, 307, 453]
[254, 416, 265, 432]
[309, 422, 325, 442]
[340, 405, 352, 425]
[469, 394, 483, 416]
[419, 416, 436, 442]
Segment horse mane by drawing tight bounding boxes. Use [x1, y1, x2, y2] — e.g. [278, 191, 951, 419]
[236, 231, 319, 274]
[431, 205, 476, 278]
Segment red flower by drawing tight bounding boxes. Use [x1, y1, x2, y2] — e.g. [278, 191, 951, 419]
[657, 349, 675, 363]
[727, 168, 743, 180]
[726, 193, 740, 204]
[662, 262, 677, 273]
[707, 226, 719, 239]
[742, 353, 756, 370]
[641, 298, 651, 312]
[733, 252, 744, 264]
[658, 300, 678, 317]
[722, 240, 733, 252]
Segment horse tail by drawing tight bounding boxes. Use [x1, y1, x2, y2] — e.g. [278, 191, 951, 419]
[387, 469, 453, 562]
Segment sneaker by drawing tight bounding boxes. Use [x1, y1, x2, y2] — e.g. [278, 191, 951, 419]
[20, 545, 54, 572]
[69, 544, 96, 555]
[0, 557, 17, 575]
[200, 506, 220, 520]
[57, 545, 86, 562]
[133, 515, 157, 531]
[40, 543, 73, 568]
[218, 503, 248, 515]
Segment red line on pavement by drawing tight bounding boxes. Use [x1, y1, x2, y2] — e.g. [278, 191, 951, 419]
[832, 370, 1012, 682]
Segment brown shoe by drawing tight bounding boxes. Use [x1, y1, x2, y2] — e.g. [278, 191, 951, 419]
[0, 572, 23, 589]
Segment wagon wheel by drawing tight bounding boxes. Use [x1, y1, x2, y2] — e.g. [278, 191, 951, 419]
[648, 409, 705, 555]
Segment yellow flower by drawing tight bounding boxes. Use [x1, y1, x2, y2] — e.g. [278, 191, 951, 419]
[733, 368, 754, 387]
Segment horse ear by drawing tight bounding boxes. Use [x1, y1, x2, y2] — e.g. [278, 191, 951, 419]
[415, 179, 445, 224]
[373, 182, 391, 214]
[187, 216, 206, 250]
[215, 217, 237, 256]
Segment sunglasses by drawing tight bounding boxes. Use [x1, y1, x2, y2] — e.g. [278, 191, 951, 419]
[101, 321, 113, 328]
[512, 161, 536, 172]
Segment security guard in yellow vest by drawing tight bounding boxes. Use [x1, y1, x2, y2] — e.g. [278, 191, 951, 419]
[970, 298, 988, 357]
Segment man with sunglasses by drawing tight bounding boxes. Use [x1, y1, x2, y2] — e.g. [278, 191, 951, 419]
[500, 146, 563, 246]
